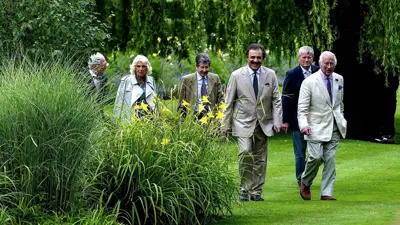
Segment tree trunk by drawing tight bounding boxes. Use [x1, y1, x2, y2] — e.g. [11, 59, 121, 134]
[332, 0, 399, 141]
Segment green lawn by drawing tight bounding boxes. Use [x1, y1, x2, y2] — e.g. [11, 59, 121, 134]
[217, 88, 400, 225]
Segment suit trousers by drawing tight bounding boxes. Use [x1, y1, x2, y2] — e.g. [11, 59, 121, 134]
[291, 130, 307, 182]
[237, 124, 268, 196]
[301, 124, 340, 196]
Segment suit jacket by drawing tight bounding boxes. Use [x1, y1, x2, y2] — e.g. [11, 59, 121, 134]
[178, 72, 224, 110]
[221, 66, 282, 137]
[282, 65, 319, 131]
[113, 75, 156, 121]
[297, 70, 347, 141]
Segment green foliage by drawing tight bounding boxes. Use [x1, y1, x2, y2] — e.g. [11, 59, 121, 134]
[99, 0, 336, 63]
[0, 56, 102, 212]
[94, 100, 237, 224]
[0, 0, 109, 58]
[359, 0, 400, 80]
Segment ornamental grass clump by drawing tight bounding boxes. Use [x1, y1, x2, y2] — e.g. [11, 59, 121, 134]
[95, 99, 237, 225]
[0, 57, 102, 212]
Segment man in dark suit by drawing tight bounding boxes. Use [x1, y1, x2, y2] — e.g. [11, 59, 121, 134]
[281, 46, 319, 189]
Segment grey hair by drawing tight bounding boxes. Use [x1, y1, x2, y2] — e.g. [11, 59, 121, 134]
[319, 51, 337, 65]
[195, 53, 211, 66]
[130, 55, 153, 76]
[88, 52, 108, 69]
[297, 46, 314, 57]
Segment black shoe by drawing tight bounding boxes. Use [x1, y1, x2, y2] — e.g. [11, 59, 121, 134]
[239, 190, 249, 201]
[250, 195, 264, 201]
[383, 135, 395, 144]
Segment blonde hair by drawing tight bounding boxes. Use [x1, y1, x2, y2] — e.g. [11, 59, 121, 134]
[130, 55, 152, 76]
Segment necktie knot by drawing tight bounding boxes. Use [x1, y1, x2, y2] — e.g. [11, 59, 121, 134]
[304, 70, 311, 78]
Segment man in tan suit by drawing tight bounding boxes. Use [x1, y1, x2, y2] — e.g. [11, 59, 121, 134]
[178, 53, 224, 116]
[221, 44, 282, 201]
[298, 51, 347, 201]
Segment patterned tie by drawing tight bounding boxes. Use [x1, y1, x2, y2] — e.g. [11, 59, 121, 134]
[253, 71, 258, 98]
[201, 77, 207, 97]
[201, 77, 209, 110]
[326, 77, 332, 103]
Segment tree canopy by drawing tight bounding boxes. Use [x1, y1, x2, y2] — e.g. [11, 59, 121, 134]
[2, 0, 399, 76]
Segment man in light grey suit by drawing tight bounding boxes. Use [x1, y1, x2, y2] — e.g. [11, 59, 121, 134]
[221, 44, 282, 201]
[298, 51, 347, 201]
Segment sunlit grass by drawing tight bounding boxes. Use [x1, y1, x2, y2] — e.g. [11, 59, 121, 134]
[217, 93, 400, 225]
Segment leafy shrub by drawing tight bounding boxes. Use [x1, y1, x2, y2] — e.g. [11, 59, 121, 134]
[0, 0, 109, 59]
[94, 99, 237, 224]
[0, 56, 102, 212]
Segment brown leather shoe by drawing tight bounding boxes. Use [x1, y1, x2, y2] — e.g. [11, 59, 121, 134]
[320, 196, 336, 200]
[300, 182, 311, 200]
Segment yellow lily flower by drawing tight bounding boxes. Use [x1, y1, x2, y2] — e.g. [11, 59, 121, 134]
[182, 100, 190, 108]
[216, 111, 224, 119]
[161, 138, 169, 146]
[219, 102, 227, 111]
[200, 117, 208, 124]
[207, 111, 214, 118]
[141, 102, 149, 111]
[198, 104, 205, 113]
[134, 104, 141, 110]
[201, 95, 210, 104]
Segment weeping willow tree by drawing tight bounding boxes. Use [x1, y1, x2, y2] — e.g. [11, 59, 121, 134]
[97, 0, 400, 141]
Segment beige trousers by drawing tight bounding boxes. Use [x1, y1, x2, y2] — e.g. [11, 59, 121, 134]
[237, 124, 268, 196]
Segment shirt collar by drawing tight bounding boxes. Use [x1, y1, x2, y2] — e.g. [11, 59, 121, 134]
[197, 72, 207, 80]
[320, 71, 332, 80]
[300, 66, 312, 74]
[247, 66, 259, 76]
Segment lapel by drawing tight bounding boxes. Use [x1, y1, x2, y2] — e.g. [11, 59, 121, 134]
[240, 67, 257, 102]
[146, 76, 155, 97]
[129, 76, 154, 105]
[189, 74, 198, 103]
[332, 73, 339, 106]
[207, 74, 215, 99]
[295, 65, 305, 82]
[315, 71, 332, 107]
[258, 67, 267, 101]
